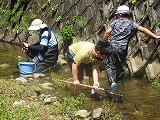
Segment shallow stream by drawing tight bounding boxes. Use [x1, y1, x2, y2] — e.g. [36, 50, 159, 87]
[0, 43, 160, 120]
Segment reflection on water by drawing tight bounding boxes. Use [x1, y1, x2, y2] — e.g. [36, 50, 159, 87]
[0, 43, 160, 120]
[82, 75, 160, 120]
[0, 43, 25, 78]
[117, 78, 160, 120]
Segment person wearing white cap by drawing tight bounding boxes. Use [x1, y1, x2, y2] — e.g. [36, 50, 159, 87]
[103, 5, 160, 89]
[22, 19, 58, 73]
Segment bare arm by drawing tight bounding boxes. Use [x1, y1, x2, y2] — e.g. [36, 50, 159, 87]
[138, 26, 160, 40]
[72, 61, 80, 84]
[103, 27, 112, 41]
[92, 65, 99, 89]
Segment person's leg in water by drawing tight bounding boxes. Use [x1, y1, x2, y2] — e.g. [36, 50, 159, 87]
[115, 51, 127, 84]
[105, 55, 117, 88]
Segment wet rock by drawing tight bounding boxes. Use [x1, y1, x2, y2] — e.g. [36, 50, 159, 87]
[33, 86, 43, 96]
[0, 63, 10, 69]
[40, 82, 53, 87]
[40, 82, 54, 90]
[27, 101, 39, 108]
[15, 77, 27, 85]
[12, 100, 26, 107]
[92, 108, 103, 119]
[75, 110, 89, 118]
[39, 93, 47, 100]
[33, 73, 45, 79]
[44, 96, 57, 104]
[23, 74, 33, 79]
[57, 58, 67, 66]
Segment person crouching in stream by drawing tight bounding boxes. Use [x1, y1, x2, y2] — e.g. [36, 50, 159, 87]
[67, 40, 112, 100]
[22, 19, 58, 73]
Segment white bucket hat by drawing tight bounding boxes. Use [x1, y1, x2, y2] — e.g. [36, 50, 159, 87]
[28, 19, 47, 31]
[115, 5, 130, 14]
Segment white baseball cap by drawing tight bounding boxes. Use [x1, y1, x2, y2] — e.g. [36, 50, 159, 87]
[28, 19, 47, 31]
[115, 5, 130, 14]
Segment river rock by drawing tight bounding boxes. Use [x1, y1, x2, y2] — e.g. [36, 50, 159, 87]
[75, 110, 89, 118]
[12, 100, 26, 107]
[0, 63, 10, 69]
[57, 58, 67, 66]
[15, 77, 27, 85]
[92, 108, 103, 119]
[33, 73, 45, 79]
[44, 96, 57, 104]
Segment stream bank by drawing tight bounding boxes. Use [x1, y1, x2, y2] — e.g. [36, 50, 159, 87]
[0, 43, 160, 120]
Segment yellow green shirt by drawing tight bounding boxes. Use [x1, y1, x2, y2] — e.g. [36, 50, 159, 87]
[69, 41, 101, 66]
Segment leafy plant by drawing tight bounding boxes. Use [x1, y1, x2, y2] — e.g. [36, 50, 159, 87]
[152, 76, 160, 89]
[56, 16, 62, 24]
[51, 5, 58, 16]
[60, 25, 74, 45]
[72, 15, 84, 30]
[60, 93, 85, 118]
[101, 101, 122, 119]
[28, 9, 36, 20]
[38, 0, 51, 12]
[130, 0, 137, 4]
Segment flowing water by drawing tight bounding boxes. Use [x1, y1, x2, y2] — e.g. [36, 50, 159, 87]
[0, 43, 160, 120]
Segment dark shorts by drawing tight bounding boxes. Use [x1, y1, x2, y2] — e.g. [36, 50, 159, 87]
[67, 51, 93, 81]
[34, 45, 58, 73]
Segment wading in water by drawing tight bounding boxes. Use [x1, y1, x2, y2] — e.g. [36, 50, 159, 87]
[22, 19, 58, 73]
[103, 5, 160, 89]
[67, 40, 112, 100]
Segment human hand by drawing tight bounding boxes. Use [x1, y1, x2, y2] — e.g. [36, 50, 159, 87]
[22, 46, 28, 53]
[73, 79, 80, 85]
[22, 42, 29, 52]
[155, 36, 160, 40]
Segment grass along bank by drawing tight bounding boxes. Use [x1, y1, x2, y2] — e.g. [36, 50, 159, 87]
[0, 71, 122, 120]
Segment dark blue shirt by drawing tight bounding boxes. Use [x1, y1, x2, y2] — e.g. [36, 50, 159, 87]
[110, 18, 139, 52]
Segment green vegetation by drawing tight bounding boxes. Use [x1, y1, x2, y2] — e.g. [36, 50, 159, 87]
[152, 76, 160, 89]
[0, 74, 122, 120]
[60, 25, 74, 45]
[0, 0, 33, 39]
[51, 5, 58, 16]
[72, 15, 84, 31]
[38, 0, 51, 12]
[101, 101, 122, 119]
[130, 0, 137, 4]
[60, 93, 85, 118]
[56, 16, 63, 24]
[59, 15, 84, 46]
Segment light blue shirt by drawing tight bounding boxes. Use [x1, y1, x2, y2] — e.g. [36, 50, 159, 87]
[40, 30, 57, 47]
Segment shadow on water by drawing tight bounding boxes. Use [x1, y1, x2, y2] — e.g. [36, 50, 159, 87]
[1, 43, 160, 120]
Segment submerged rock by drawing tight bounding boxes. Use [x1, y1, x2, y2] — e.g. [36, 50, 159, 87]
[0, 63, 10, 69]
[75, 110, 89, 118]
[92, 108, 103, 119]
